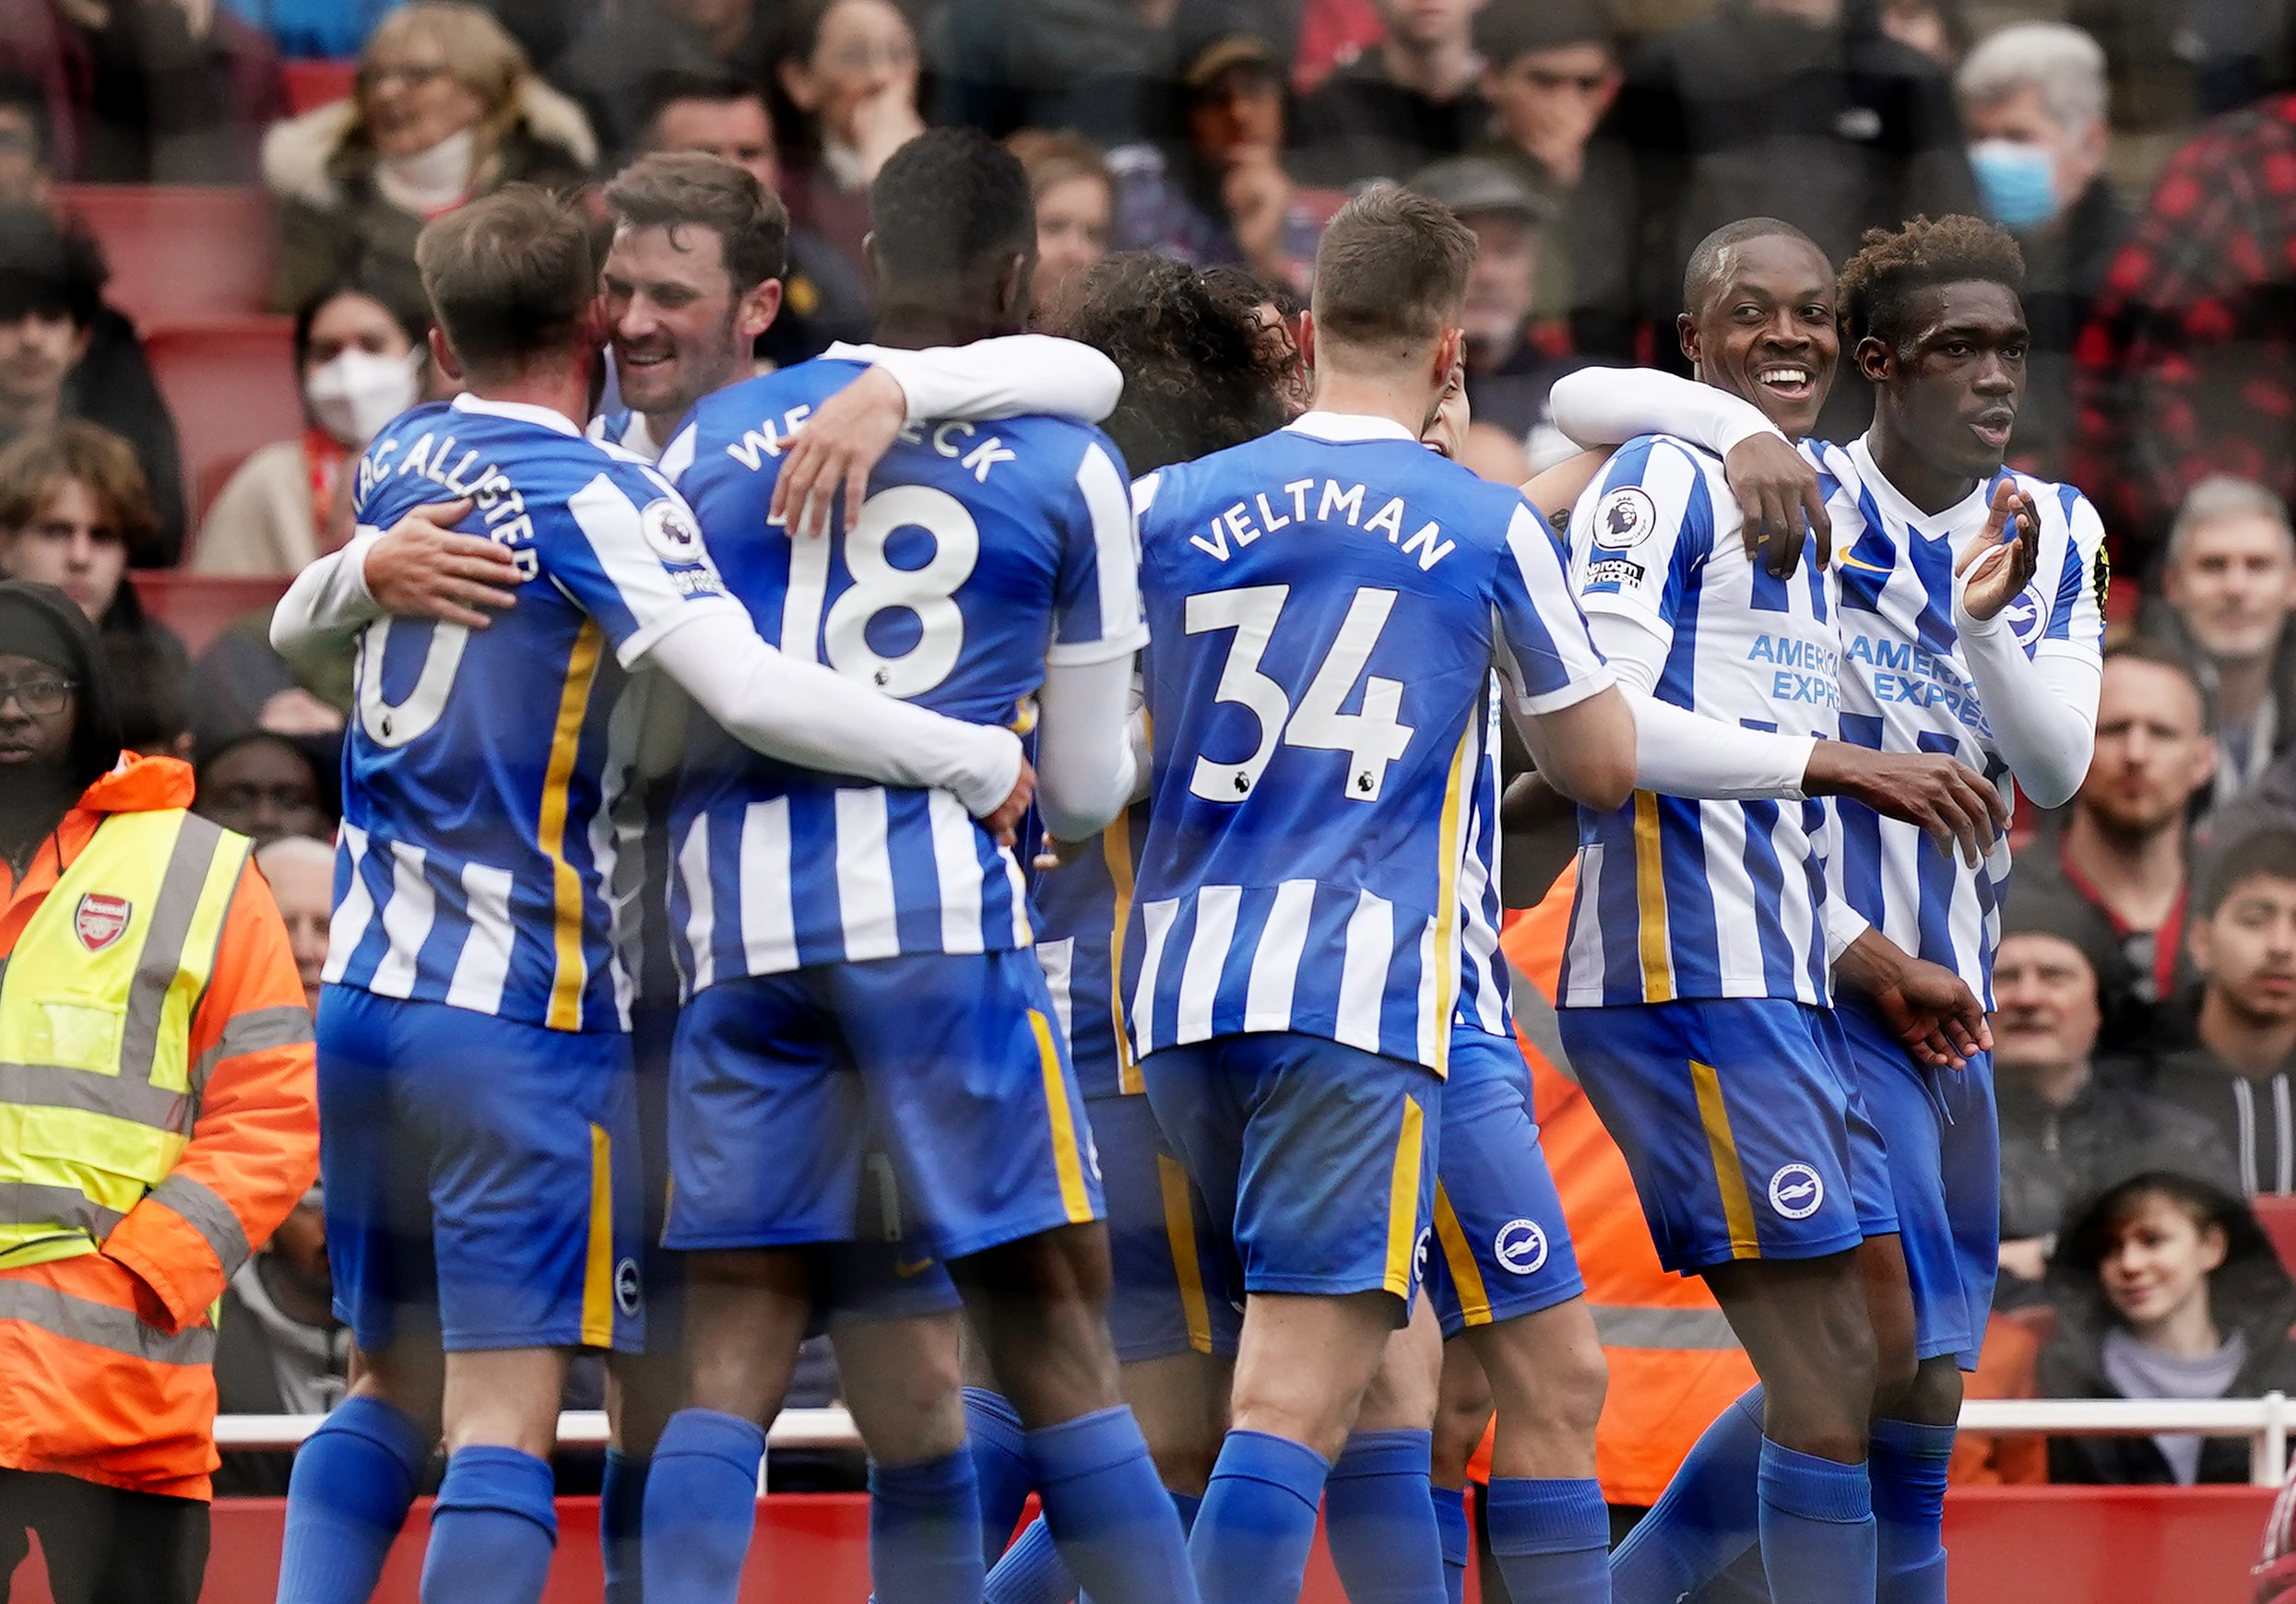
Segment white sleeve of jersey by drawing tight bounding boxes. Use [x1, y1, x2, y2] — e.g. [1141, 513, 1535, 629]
[641, 607, 1025, 818]
[269, 530, 385, 657]
[1550, 365, 1786, 454]
[827, 336, 1125, 423]
[1953, 488, 2102, 809]
[1036, 652, 1139, 842]
[1588, 610, 1817, 799]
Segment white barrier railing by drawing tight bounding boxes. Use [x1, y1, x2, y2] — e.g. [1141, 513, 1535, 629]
[214, 1395, 2296, 1488]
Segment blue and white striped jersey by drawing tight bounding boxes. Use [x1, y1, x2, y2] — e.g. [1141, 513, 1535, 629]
[1453, 684, 1512, 1038]
[1034, 802, 1146, 1102]
[587, 406, 666, 463]
[1558, 433, 1841, 1009]
[664, 357, 1145, 989]
[1815, 434, 2106, 1003]
[325, 394, 738, 1032]
[1124, 412, 1610, 1076]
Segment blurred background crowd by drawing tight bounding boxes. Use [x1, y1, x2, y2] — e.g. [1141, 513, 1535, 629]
[13, 0, 2296, 1514]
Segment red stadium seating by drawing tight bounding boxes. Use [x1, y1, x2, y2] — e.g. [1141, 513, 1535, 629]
[129, 572, 289, 658]
[53, 186, 278, 327]
[2256, 1193, 2296, 1282]
[282, 60, 358, 115]
[143, 318, 302, 551]
[12, 1486, 2265, 1604]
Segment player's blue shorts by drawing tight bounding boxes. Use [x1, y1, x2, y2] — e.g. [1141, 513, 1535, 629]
[1090, 1091, 1242, 1362]
[1142, 1031, 1439, 1313]
[317, 985, 645, 1354]
[631, 998, 683, 1352]
[1839, 995, 1998, 1371]
[1427, 1029, 1585, 1339]
[1557, 997, 1896, 1276]
[665, 948, 1103, 1263]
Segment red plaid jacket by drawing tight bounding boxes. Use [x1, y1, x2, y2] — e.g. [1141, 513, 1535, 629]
[2072, 93, 2296, 567]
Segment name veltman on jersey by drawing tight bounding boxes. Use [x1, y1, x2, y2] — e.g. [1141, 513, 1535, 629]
[328, 393, 734, 1032]
[1816, 434, 2106, 1003]
[659, 356, 1142, 1265]
[1129, 410, 1610, 1309]
[1559, 433, 1840, 1008]
[1554, 431, 1896, 1276]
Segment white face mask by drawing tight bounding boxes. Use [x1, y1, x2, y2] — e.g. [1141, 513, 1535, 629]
[305, 348, 421, 448]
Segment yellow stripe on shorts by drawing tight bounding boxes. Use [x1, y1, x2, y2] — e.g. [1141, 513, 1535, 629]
[1381, 1095, 1428, 1297]
[581, 1121, 615, 1347]
[1432, 1183, 1493, 1327]
[1031, 1009, 1096, 1224]
[1155, 1152, 1214, 1354]
[1688, 1059, 1761, 1259]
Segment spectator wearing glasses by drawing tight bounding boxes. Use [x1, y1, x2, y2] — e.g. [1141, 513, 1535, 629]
[2143, 829, 2296, 1200]
[261, 1, 596, 316]
[1465, 0, 1627, 350]
[2018, 643, 2218, 1054]
[191, 728, 333, 851]
[763, 0, 926, 277]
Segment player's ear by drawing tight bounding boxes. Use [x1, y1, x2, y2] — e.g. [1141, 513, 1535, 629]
[1434, 326, 1464, 386]
[860, 230, 882, 297]
[1855, 334, 1895, 386]
[999, 252, 1033, 320]
[1296, 310, 1319, 374]
[738, 277, 783, 342]
[427, 326, 464, 385]
[1677, 311, 1701, 369]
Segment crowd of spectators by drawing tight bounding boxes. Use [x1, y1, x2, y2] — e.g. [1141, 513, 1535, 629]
[14, 0, 2296, 1499]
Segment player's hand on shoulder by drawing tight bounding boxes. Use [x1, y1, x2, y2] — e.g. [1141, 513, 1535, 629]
[1722, 434, 1830, 578]
[1803, 742, 2007, 868]
[770, 366, 908, 541]
[1954, 478, 2041, 623]
[978, 752, 1036, 851]
[362, 498, 521, 630]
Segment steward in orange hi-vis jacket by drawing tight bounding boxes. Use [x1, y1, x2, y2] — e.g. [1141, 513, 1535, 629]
[0, 581, 317, 1604]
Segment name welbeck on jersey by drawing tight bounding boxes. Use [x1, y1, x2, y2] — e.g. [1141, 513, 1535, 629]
[1185, 477, 1457, 571]
[721, 402, 1020, 483]
[1842, 630, 1994, 736]
[357, 426, 542, 575]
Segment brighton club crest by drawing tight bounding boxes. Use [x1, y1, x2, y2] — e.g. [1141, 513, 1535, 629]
[74, 893, 131, 952]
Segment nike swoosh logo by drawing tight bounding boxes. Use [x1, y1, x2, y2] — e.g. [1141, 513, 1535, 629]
[1836, 541, 1894, 575]
[894, 1256, 936, 1278]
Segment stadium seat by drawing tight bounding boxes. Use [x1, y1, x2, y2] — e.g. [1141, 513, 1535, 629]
[144, 319, 302, 554]
[2254, 1193, 2296, 1282]
[282, 60, 358, 115]
[128, 572, 288, 659]
[54, 187, 278, 327]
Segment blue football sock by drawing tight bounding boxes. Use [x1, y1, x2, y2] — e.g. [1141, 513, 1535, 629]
[602, 1449, 648, 1604]
[966, 1387, 1036, 1562]
[984, 1513, 1074, 1604]
[1324, 1430, 1448, 1604]
[1486, 1477, 1610, 1603]
[642, 1409, 766, 1604]
[1756, 1438, 1875, 1604]
[1867, 1418, 1953, 1604]
[1429, 1484, 1469, 1604]
[277, 1395, 431, 1604]
[871, 1451, 987, 1604]
[420, 1446, 557, 1604]
[1190, 1429, 1330, 1604]
[1025, 1408, 1198, 1604]
[1610, 1385, 1764, 1604]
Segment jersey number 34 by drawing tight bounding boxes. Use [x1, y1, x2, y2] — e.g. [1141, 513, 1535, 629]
[1184, 584, 1414, 805]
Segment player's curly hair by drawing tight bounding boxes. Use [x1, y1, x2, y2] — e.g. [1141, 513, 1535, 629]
[1836, 214, 2026, 351]
[1050, 254, 1296, 475]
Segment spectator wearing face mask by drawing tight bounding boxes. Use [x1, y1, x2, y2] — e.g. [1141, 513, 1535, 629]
[1955, 22, 2126, 478]
[195, 277, 429, 578]
[2144, 478, 2296, 816]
